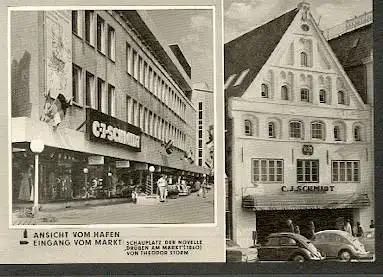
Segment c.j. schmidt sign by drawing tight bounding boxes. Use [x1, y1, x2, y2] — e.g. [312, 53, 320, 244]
[281, 185, 335, 193]
[86, 108, 141, 151]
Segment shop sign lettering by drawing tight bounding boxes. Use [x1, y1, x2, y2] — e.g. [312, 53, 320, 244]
[281, 185, 335, 192]
[86, 108, 141, 151]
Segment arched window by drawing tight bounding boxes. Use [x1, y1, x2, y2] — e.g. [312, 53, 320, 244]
[301, 88, 310, 102]
[289, 121, 303, 138]
[268, 122, 276, 138]
[338, 90, 345, 104]
[244, 120, 253, 136]
[281, 85, 289, 100]
[354, 126, 361, 141]
[311, 121, 324, 140]
[261, 83, 269, 98]
[300, 52, 308, 67]
[334, 126, 341, 141]
[319, 89, 326, 103]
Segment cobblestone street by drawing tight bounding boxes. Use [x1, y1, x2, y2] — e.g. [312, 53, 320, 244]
[13, 189, 214, 225]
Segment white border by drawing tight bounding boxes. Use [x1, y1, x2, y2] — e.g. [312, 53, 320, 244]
[8, 5, 218, 229]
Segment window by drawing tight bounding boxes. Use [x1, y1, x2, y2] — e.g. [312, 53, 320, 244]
[338, 90, 345, 104]
[265, 237, 280, 246]
[261, 83, 269, 98]
[72, 64, 82, 104]
[281, 85, 289, 100]
[85, 10, 95, 45]
[268, 122, 275, 138]
[300, 51, 308, 66]
[252, 159, 283, 182]
[244, 120, 253, 136]
[297, 160, 319, 182]
[301, 88, 310, 102]
[280, 237, 297, 246]
[97, 78, 104, 112]
[143, 62, 148, 88]
[319, 89, 326, 103]
[107, 25, 115, 60]
[332, 161, 360, 182]
[107, 85, 115, 116]
[334, 125, 344, 141]
[72, 11, 82, 37]
[139, 57, 144, 84]
[289, 121, 302, 139]
[96, 15, 105, 53]
[126, 43, 133, 74]
[133, 50, 138, 80]
[354, 126, 361, 141]
[311, 121, 324, 140]
[126, 96, 131, 123]
[85, 71, 95, 107]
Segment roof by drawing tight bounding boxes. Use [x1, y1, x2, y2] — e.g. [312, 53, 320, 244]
[224, 8, 299, 98]
[328, 24, 372, 69]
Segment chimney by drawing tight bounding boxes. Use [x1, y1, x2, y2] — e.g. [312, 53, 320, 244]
[169, 44, 192, 78]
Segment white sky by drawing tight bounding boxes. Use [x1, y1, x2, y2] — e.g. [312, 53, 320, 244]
[224, 0, 372, 42]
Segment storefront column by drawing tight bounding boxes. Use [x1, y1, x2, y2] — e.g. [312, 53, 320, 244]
[30, 140, 44, 215]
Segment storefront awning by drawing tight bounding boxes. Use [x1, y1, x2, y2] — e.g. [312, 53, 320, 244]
[242, 193, 370, 211]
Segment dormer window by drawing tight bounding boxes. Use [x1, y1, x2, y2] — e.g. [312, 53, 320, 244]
[281, 85, 289, 100]
[300, 52, 308, 67]
[338, 90, 345, 104]
[261, 83, 269, 98]
[319, 89, 326, 103]
[244, 120, 253, 136]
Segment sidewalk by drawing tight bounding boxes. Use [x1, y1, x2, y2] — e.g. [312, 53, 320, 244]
[12, 188, 214, 225]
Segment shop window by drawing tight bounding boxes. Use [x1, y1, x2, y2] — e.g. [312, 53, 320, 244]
[297, 159, 319, 183]
[300, 88, 310, 102]
[289, 121, 303, 139]
[311, 121, 324, 140]
[338, 90, 345, 104]
[85, 10, 95, 46]
[261, 83, 269, 98]
[85, 71, 95, 108]
[72, 64, 82, 105]
[332, 161, 360, 182]
[107, 84, 115, 116]
[107, 25, 115, 61]
[281, 85, 289, 100]
[268, 122, 275, 138]
[97, 78, 105, 112]
[300, 51, 308, 67]
[354, 126, 362, 141]
[96, 15, 105, 53]
[72, 11, 82, 37]
[244, 120, 253, 136]
[319, 89, 326, 103]
[252, 159, 283, 182]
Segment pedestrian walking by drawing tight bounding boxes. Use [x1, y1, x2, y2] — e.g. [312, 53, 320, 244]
[157, 174, 168, 202]
[307, 220, 315, 240]
[344, 219, 353, 236]
[195, 179, 202, 196]
[294, 225, 300, 235]
[201, 175, 208, 198]
[356, 222, 363, 237]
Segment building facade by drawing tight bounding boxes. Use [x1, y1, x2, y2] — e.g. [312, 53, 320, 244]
[11, 10, 209, 206]
[191, 82, 214, 172]
[225, 3, 374, 247]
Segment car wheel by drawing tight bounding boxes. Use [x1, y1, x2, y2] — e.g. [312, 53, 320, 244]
[339, 250, 352, 262]
[292, 254, 305, 262]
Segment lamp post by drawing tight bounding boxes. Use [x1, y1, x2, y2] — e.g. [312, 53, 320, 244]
[30, 139, 44, 215]
[149, 166, 155, 195]
[83, 168, 88, 198]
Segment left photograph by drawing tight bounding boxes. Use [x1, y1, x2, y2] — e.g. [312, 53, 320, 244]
[10, 8, 215, 225]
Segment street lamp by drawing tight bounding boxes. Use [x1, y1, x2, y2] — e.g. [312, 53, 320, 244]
[83, 168, 88, 198]
[149, 166, 155, 195]
[30, 139, 44, 215]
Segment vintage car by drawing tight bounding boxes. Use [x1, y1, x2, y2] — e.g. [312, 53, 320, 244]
[312, 230, 371, 261]
[257, 232, 323, 262]
[358, 230, 375, 254]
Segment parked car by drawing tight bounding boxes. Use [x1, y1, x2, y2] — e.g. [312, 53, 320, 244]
[312, 230, 371, 261]
[257, 232, 323, 262]
[359, 230, 375, 254]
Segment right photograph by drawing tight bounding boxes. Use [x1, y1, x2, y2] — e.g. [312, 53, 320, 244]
[224, 1, 374, 262]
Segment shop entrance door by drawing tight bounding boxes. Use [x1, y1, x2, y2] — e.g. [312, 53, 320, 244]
[256, 209, 354, 243]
